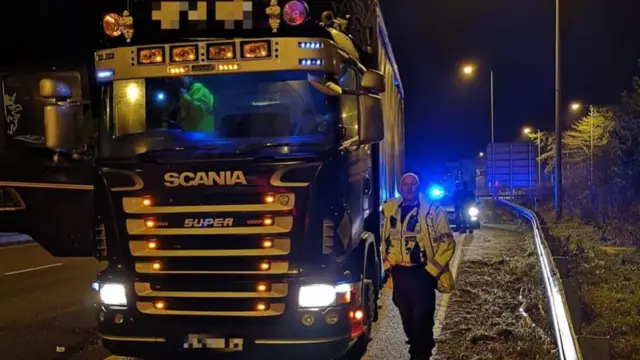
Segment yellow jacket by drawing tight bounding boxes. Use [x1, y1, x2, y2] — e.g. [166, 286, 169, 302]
[381, 195, 456, 293]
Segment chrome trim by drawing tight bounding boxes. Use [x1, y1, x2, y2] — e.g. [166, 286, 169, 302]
[122, 193, 295, 214]
[0, 188, 26, 211]
[126, 216, 293, 235]
[0, 181, 92, 190]
[135, 261, 290, 274]
[134, 282, 288, 298]
[129, 238, 290, 257]
[136, 302, 286, 317]
[102, 169, 144, 192]
[254, 335, 349, 345]
[99, 333, 166, 342]
[269, 163, 320, 187]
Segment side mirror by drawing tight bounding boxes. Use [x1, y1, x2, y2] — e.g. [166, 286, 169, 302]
[40, 79, 76, 153]
[39, 79, 72, 100]
[361, 70, 385, 94]
[357, 94, 384, 145]
[44, 105, 77, 153]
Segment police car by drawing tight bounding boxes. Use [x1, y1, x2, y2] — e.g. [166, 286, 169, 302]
[428, 185, 481, 233]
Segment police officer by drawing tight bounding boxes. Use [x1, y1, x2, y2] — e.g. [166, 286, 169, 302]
[381, 172, 456, 360]
[176, 76, 215, 132]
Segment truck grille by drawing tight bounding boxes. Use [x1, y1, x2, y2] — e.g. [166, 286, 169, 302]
[122, 193, 296, 318]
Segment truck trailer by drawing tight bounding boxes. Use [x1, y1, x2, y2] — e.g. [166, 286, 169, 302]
[0, 0, 405, 358]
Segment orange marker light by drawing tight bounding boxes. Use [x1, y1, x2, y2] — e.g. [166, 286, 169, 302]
[264, 194, 275, 204]
[337, 291, 352, 304]
[142, 196, 152, 207]
[353, 309, 364, 321]
[153, 300, 166, 310]
[255, 302, 268, 311]
[263, 216, 274, 226]
[259, 261, 271, 271]
[147, 239, 158, 250]
[144, 219, 156, 228]
[257, 283, 268, 292]
[152, 261, 162, 270]
[261, 239, 274, 249]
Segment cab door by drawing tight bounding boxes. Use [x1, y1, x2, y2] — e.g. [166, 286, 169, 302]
[0, 69, 95, 257]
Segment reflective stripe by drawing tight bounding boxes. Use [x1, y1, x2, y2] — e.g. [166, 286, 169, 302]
[434, 232, 454, 243]
[429, 259, 444, 272]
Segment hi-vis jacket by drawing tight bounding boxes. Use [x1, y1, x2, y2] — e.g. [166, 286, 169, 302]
[381, 195, 456, 293]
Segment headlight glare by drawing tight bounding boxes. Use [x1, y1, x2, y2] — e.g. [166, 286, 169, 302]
[99, 283, 127, 306]
[298, 284, 336, 308]
[468, 207, 479, 216]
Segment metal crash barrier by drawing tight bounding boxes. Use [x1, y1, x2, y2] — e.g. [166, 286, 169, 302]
[499, 200, 583, 360]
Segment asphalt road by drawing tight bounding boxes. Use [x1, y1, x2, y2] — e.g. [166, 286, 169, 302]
[0, 242, 107, 360]
[0, 232, 475, 360]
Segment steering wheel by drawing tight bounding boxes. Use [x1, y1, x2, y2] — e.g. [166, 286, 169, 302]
[163, 119, 185, 131]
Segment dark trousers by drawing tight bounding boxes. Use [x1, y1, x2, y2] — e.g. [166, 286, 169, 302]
[454, 206, 469, 231]
[391, 265, 437, 358]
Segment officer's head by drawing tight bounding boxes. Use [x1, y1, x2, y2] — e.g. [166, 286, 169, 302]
[400, 173, 420, 201]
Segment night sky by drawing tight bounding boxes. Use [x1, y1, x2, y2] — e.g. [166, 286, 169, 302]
[4, 0, 640, 170]
[382, 0, 640, 167]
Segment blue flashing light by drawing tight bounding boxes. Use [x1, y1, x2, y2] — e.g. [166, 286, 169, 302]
[299, 58, 324, 66]
[298, 41, 323, 49]
[428, 185, 445, 200]
[155, 91, 166, 102]
[96, 69, 114, 81]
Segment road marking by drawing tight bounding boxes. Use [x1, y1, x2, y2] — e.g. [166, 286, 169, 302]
[0, 242, 36, 250]
[433, 232, 471, 338]
[3, 263, 63, 275]
[103, 356, 121, 360]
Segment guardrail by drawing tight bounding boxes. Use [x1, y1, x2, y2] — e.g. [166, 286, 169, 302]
[499, 200, 583, 360]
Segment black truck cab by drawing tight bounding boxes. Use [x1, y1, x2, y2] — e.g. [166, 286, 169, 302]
[0, 1, 406, 358]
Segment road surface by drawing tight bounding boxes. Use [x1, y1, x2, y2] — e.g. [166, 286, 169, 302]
[0, 231, 477, 360]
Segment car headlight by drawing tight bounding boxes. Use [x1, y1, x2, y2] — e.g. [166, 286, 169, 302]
[468, 207, 479, 216]
[99, 283, 127, 306]
[298, 284, 337, 308]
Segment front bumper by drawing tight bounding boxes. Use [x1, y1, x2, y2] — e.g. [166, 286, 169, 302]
[97, 307, 354, 359]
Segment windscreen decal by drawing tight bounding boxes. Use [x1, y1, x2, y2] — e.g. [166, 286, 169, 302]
[151, 0, 254, 30]
[3, 93, 22, 135]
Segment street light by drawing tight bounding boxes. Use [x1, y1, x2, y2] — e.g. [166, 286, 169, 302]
[523, 127, 532, 135]
[479, 152, 484, 157]
[570, 102, 581, 111]
[461, 63, 495, 197]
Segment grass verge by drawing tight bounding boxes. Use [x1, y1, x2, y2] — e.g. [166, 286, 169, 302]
[539, 209, 640, 360]
[435, 228, 557, 360]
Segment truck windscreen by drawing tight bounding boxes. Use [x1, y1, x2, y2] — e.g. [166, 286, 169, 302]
[104, 70, 337, 156]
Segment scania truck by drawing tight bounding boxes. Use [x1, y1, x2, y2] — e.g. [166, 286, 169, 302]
[0, 0, 405, 358]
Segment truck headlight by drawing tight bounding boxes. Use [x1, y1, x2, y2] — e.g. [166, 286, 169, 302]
[99, 283, 127, 306]
[298, 284, 336, 308]
[468, 207, 479, 217]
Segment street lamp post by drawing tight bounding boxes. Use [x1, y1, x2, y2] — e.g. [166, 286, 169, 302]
[462, 65, 495, 198]
[554, 0, 562, 218]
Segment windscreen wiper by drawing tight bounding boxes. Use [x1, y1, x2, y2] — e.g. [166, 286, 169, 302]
[234, 142, 325, 155]
[137, 145, 222, 157]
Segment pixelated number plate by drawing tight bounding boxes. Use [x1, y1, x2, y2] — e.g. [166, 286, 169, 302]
[184, 334, 243, 351]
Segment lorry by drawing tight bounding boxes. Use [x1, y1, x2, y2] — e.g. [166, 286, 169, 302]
[0, 0, 405, 358]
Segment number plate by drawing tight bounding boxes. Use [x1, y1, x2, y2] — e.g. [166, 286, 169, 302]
[183, 334, 243, 351]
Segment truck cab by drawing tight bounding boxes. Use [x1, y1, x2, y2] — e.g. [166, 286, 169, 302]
[0, 1, 405, 358]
